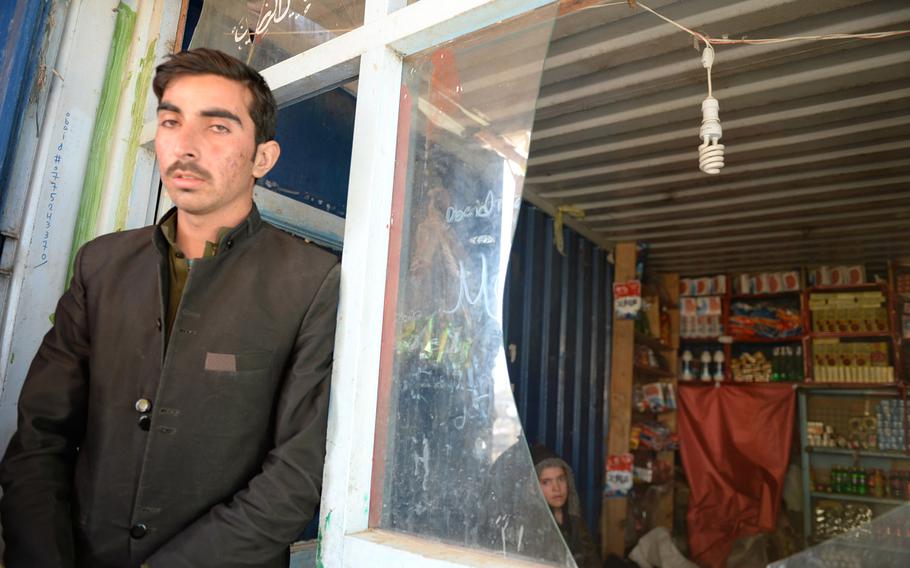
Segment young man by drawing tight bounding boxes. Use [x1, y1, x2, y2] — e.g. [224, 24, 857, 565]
[0, 48, 340, 568]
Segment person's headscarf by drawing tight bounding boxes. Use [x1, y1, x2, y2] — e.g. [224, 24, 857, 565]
[530, 444, 582, 519]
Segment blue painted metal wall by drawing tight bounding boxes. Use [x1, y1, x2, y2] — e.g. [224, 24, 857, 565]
[265, 91, 355, 218]
[184, 0, 353, 218]
[503, 204, 613, 544]
[0, 0, 52, 203]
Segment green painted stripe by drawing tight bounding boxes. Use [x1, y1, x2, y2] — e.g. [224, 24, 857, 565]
[115, 38, 157, 231]
[68, 3, 136, 280]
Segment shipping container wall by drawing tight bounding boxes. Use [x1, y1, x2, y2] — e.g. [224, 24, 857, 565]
[0, 0, 52, 205]
[503, 204, 613, 543]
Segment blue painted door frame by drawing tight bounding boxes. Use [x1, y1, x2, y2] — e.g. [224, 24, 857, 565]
[0, 0, 52, 205]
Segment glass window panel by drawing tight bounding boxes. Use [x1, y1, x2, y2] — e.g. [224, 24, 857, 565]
[769, 504, 910, 567]
[189, 1, 364, 70]
[373, 4, 573, 565]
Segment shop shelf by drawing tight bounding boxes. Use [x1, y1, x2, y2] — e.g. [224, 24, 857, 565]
[802, 382, 902, 390]
[633, 363, 676, 380]
[731, 291, 802, 300]
[810, 331, 892, 339]
[807, 283, 888, 293]
[634, 331, 674, 352]
[730, 336, 804, 344]
[679, 336, 725, 344]
[807, 447, 910, 460]
[679, 381, 798, 388]
[810, 491, 906, 506]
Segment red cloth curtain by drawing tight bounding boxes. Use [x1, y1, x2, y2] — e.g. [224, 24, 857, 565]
[678, 384, 796, 567]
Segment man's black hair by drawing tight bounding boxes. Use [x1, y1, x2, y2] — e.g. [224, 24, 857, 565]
[153, 48, 277, 146]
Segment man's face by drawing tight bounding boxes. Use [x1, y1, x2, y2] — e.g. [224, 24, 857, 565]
[155, 73, 276, 220]
[538, 465, 568, 510]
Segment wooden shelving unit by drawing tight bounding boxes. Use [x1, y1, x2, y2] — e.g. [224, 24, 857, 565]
[603, 242, 679, 557]
[799, 387, 910, 545]
[677, 264, 904, 387]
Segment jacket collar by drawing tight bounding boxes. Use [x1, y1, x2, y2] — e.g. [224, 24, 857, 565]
[153, 202, 264, 258]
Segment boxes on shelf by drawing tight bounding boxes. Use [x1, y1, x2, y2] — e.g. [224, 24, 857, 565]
[680, 295, 723, 338]
[809, 265, 866, 287]
[731, 347, 803, 382]
[812, 339, 893, 383]
[809, 291, 889, 334]
[680, 275, 726, 297]
[876, 399, 907, 452]
[896, 273, 910, 296]
[735, 270, 801, 295]
[806, 398, 907, 452]
[806, 420, 834, 447]
[731, 351, 772, 382]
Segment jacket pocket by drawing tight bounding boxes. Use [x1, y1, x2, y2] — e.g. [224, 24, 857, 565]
[203, 350, 274, 377]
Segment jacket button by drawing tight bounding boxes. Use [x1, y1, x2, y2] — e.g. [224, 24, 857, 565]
[138, 414, 151, 431]
[225, 239, 234, 249]
[130, 523, 148, 539]
[155, 318, 162, 331]
[135, 398, 152, 413]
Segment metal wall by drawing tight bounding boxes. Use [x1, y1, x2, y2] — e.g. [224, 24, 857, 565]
[0, 0, 52, 202]
[503, 204, 613, 541]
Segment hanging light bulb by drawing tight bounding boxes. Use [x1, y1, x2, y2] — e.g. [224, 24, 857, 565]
[699, 97, 724, 174]
[698, 45, 725, 174]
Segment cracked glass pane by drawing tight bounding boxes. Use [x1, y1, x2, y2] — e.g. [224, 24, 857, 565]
[372, 4, 574, 565]
[189, 1, 363, 70]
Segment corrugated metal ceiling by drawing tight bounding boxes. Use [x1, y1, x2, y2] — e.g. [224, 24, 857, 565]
[525, 0, 910, 275]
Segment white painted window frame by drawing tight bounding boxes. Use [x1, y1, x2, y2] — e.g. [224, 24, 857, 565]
[295, 0, 555, 566]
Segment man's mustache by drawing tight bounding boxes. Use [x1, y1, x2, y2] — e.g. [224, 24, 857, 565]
[166, 161, 211, 179]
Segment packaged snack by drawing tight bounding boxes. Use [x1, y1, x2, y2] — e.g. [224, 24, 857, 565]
[614, 280, 642, 320]
[605, 454, 634, 497]
[781, 271, 800, 291]
[641, 382, 665, 412]
[874, 308, 889, 332]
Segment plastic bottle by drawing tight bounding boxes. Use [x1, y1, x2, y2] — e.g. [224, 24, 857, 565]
[771, 347, 781, 382]
[871, 469, 883, 497]
[891, 470, 903, 498]
[794, 346, 804, 381]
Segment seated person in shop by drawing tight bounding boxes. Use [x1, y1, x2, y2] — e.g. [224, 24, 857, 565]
[532, 445, 602, 568]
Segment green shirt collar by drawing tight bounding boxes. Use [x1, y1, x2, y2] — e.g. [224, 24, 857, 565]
[159, 213, 232, 260]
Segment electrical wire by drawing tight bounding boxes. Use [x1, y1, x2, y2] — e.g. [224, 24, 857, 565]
[709, 31, 910, 45]
[636, 2, 711, 47]
[624, 2, 910, 48]
[567, 1, 909, 175]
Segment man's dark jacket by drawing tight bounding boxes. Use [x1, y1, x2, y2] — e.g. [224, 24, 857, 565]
[0, 205, 340, 568]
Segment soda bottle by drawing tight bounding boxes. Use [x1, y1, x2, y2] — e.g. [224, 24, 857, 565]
[872, 469, 884, 498]
[891, 471, 903, 498]
[858, 468, 867, 496]
[771, 347, 781, 382]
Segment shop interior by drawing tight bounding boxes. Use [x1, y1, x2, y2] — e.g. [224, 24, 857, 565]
[510, 1, 910, 566]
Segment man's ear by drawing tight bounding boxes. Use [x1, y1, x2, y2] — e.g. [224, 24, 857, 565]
[252, 140, 281, 178]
